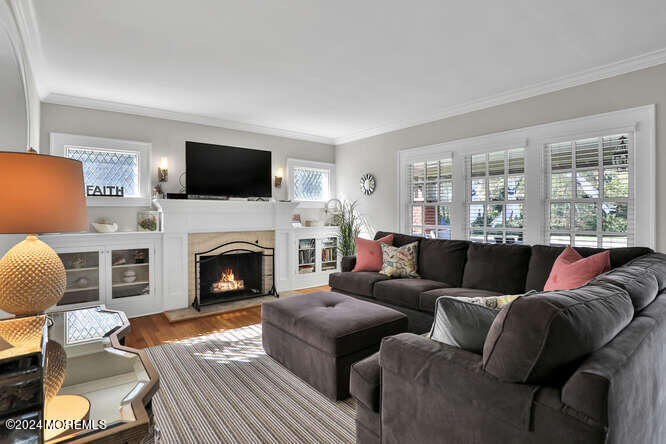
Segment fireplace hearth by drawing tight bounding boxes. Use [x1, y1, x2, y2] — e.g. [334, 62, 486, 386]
[194, 240, 277, 310]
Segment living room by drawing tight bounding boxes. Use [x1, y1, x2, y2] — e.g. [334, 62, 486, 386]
[1, 1, 665, 443]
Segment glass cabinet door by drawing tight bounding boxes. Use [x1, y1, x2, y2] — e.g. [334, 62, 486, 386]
[297, 239, 316, 274]
[321, 237, 338, 271]
[109, 248, 151, 299]
[57, 249, 103, 307]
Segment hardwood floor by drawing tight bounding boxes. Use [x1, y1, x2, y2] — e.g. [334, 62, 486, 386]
[125, 285, 330, 349]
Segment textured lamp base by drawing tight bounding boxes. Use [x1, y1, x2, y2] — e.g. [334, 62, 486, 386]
[0, 234, 66, 316]
[44, 340, 67, 404]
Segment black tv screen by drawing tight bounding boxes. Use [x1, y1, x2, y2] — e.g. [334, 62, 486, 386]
[185, 142, 271, 198]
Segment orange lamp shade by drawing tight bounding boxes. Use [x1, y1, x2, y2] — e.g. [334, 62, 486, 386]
[0, 152, 88, 234]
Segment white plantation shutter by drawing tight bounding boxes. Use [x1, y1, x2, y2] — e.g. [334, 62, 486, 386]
[407, 154, 453, 238]
[545, 133, 634, 247]
[465, 148, 526, 244]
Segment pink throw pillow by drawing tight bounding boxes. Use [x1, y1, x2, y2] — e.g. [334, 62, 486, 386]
[352, 234, 394, 272]
[544, 246, 610, 291]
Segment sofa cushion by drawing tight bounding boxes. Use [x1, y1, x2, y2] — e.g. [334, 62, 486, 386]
[374, 279, 449, 310]
[591, 253, 666, 311]
[544, 247, 610, 291]
[461, 243, 532, 294]
[419, 287, 502, 314]
[353, 234, 394, 272]
[525, 245, 653, 291]
[329, 271, 390, 297]
[483, 282, 634, 384]
[430, 294, 524, 353]
[350, 352, 381, 412]
[418, 239, 469, 286]
[379, 242, 420, 278]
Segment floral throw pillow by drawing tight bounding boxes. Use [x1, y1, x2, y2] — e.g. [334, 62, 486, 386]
[379, 241, 419, 278]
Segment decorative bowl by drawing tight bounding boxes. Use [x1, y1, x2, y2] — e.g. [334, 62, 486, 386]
[123, 269, 137, 283]
[92, 222, 118, 233]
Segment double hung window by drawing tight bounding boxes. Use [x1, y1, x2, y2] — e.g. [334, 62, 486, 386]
[467, 148, 525, 244]
[408, 155, 453, 239]
[545, 134, 632, 247]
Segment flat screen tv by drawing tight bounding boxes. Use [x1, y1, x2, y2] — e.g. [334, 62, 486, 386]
[185, 142, 271, 198]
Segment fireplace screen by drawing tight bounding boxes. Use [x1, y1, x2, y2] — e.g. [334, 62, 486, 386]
[194, 241, 276, 310]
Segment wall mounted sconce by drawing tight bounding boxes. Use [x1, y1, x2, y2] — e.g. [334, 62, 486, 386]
[158, 157, 169, 182]
[275, 167, 284, 188]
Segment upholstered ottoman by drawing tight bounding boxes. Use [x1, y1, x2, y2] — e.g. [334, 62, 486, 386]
[262, 291, 407, 400]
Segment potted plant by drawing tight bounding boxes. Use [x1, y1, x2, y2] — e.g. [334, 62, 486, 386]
[334, 200, 362, 257]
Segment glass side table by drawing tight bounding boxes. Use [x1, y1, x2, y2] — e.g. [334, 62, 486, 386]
[0, 306, 159, 444]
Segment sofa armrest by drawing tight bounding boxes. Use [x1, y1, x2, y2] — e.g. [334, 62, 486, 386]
[562, 316, 658, 428]
[350, 352, 380, 412]
[379, 333, 539, 431]
[341, 255, 356, 272]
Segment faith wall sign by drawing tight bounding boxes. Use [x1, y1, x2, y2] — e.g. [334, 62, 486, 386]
[86, 185, 125, 197]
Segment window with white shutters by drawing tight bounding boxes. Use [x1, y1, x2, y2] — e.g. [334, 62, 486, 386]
[466, 148, 525, 244]
[408, 155, 453, 239]
[545, 134, 632, 247]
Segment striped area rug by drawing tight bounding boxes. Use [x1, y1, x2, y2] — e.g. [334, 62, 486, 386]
[146, 324, 356, 443]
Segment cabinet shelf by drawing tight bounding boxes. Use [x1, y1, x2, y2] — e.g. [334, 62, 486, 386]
[112, 280, 149, 288]
[65, 267, 99, 272]
[65, 286, 99, 293]
[112, 263, 149, 269]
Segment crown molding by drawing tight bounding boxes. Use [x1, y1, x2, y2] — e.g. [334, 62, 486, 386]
[43, 93, 336, 145]
[333, 47, 666, 145]
[13, 0, 666, 148]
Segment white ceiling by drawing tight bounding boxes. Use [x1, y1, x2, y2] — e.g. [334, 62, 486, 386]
[21, 0, 666, 144]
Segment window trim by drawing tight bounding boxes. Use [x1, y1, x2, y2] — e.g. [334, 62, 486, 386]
[397, 105, 655, 249]
[286, 158, 336, 206]
[50, 133, 152, 207]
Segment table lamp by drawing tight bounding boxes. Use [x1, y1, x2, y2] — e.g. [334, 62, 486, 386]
[0, 151, 87, 316]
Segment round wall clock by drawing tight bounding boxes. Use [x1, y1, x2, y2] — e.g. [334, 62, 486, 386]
[360, 174, 376, 195]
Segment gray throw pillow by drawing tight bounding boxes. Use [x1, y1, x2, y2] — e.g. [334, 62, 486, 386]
[429, 292, 534, 353]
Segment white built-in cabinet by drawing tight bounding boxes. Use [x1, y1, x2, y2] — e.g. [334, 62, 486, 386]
[291, 227, 340, 290]
[42, 232, 162, 318]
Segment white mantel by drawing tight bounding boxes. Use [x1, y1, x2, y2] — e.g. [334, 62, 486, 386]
[153, 198, 300, 233]
[153, 198, 309, 311]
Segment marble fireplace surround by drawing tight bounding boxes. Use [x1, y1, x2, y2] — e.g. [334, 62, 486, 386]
[188, 231, 275, 306]
[153, 199, 299, 311]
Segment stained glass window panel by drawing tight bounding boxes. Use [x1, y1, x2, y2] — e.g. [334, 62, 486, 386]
[66, 146, 140, 197]
[293, 167, 329, 201]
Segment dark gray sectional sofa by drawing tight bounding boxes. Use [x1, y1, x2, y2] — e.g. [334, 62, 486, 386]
[329, 231, 652, 333]
[330, 232, 666, 443]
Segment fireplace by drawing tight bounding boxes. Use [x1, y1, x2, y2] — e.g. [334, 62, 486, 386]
[193, 240, 276, 310]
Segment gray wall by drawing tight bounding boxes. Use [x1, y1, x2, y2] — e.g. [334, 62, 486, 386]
[41, 103, 335, 230]
[336, 63, 666, 251]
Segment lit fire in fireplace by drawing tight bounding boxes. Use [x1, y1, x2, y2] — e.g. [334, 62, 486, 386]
[211, 268, 245, 293]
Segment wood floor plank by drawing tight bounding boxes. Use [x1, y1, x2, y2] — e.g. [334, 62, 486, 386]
[125, 289, 322, 349]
